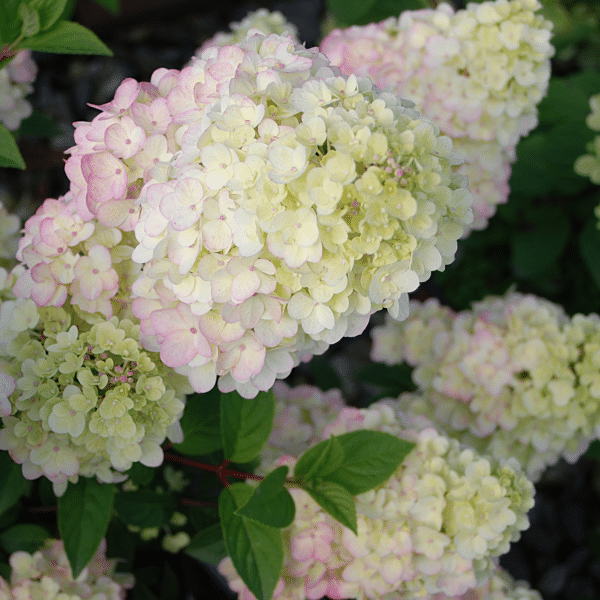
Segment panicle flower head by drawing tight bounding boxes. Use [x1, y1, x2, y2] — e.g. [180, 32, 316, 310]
[0, 50, 37, 131]
[320, 0, 554, 230]
[575, 93, 600, 188]
[1, 538, 133, 600]
[194, 9, 299, 56]
[219, 384, 534, 600]
[42, 31, 473, 399]
[371, 290, 600, 480]
[0, 276, 191, 495]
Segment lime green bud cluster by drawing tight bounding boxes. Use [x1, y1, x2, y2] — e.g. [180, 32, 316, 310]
[0, 291, 190, 495]
[575, 93, 600, 186]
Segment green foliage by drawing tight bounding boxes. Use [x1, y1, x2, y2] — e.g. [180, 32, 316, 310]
[58, 478, 116, 578]
[235, 466, 296, 528]
[356, 362, 417, 399]
[311, 430, 415, 495]
[126, 462, 156, 487]
[92, 0, 120, 13]
[173, 389, 222, 456]
[325, 0, 427, 27]
[291, 431, 414, 534]
[307, 354, 343, 391]
[579, 212, 600, 291]
[219, 483, 284, 600]
[15, 110, 62, 138]
[114, 489, 176, 528]
[185, 522, 228, 564]
[294, 435, 345, 481]
[0, 524, 49, 554]
[20, 21, 112, 55]
[220, 389, 275, 464]
[0, 452, 27, 517]
[0, 125, 26, 169]
[302, 479, 357, 534]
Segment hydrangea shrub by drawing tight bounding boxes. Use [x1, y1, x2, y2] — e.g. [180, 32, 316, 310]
[320, 0, 554, 230]
[219, 384, 534, 600]
[15, 31, 474, 399]
[371, 291, 600, 480]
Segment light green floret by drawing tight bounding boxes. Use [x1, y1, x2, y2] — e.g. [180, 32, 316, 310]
[0, 296, 191, 495]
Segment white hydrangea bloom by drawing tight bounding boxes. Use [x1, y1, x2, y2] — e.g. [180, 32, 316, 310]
[1, 538, 133, 600]
[371, 291, 600, 480]
[0, 50, 37, 131]
[53, 31, 473, 399]
[219, 385, 534, 600]
[320, 0, 554, 230]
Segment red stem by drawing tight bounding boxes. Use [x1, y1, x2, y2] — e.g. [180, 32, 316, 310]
[163, 453, 264, 488]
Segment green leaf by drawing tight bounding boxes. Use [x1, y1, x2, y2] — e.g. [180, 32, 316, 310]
[159, 561, 180, 600]
[28, 0, 69, 31]
[114, 489, 176, 528]
[0, 0, 22, 45]
[18, 3, 40, 37]
[14, 110, 62, 138]
[126, 461, 155, 486]
[580, 219, 600, 291]
[92, 0, 120, 14]
[185, 522, 228, 565]
[307, 355, 343, 391]
[325, 0, 378, 27]
[0, 563, 9, 581]
[235, 466, 295, 528]
[0, 524, 49, 554]
[294, 435, 345, 482]
[356, 0, 428, 25]
[19, 21, 112, 55]
[585, 439, 600, 462]
[173, 388, 222, 456]
[0, 125, 26, 169]
[356, 362, 416, 394]
[0, 452, 27, 517]
[325, 430, 415, 495]
[302, 480, 357, 534]
[511, 207, 571, 279]
[219, 483, 284, 600]
[58, 478, 116, 578]
[221, 389, 275, 464]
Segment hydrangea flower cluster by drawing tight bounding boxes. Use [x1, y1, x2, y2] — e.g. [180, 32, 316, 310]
[320, 0, 554, 230]
[194, 8, 299, 56]
[42, 31, 473, 399]
[219, 386, 534, 600]
[0, 50, 37, 131]
[574, 93, 600, 186]
[371, 291, 600, 481]
[0, 538, 133, 600]
[427, 566, 542, 600]
[0, 271, 191, 495]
